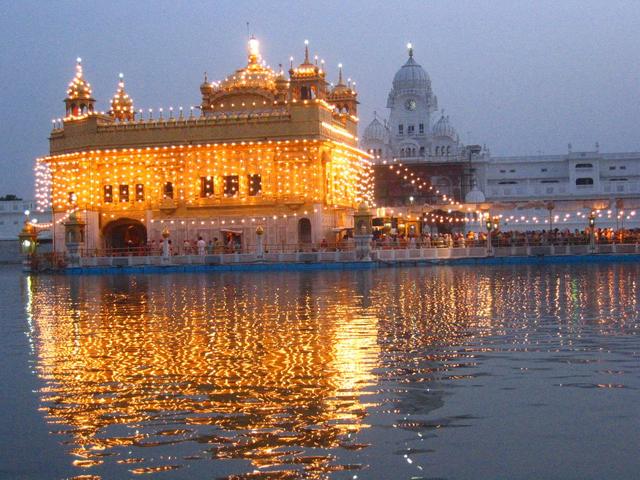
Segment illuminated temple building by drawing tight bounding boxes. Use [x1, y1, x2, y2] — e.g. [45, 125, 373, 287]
[37, 38, 372, 252]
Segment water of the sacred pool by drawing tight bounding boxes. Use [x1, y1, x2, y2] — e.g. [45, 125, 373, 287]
[0, 264, 638, 479]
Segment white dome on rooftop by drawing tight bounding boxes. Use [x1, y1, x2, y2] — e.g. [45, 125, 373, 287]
[465, 186, 486, 204]
[392, 46, 430, 91]
[433, 115, 457, 139]
[363, 116, 389, 143]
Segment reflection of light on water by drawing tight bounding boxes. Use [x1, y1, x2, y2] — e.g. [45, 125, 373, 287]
[23, 265, 640, 478]
[26, 273, 384, 477]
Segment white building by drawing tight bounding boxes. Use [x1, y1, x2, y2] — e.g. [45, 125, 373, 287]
[362, 45, 640, 231]
[0, 195, 52, 263]
[0, 195, 37, 240]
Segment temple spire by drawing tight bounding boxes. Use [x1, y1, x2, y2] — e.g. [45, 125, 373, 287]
[407, 42, 413, 58]
[304, 39, 310, 64]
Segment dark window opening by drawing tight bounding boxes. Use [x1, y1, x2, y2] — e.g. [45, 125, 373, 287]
[248, 174, 262, 196]
[224, 175, 239, 197]
[119, 184, 129, 203]
[576, 177, 594, 185]
[200, 176, 214, 197]
[164, 182, 174, 199]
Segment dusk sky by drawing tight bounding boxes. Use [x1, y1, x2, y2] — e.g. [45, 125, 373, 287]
[1, 0, 639, 197]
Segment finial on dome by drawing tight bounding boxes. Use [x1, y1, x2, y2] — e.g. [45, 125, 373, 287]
[75, 57, 83, 77]
[204, 71, 208, 83]
[247, 36, 261, 64]
[407, 42, 413, 58]
[289, 56, 294, 69]
[337, 63, 344, 85]
[304, 39, 310, 64]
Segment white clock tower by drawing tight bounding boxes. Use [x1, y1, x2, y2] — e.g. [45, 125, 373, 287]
[386, 43, 438, 159]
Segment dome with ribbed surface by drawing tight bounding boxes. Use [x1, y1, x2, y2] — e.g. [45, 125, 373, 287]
[392, 47, 430, 91]
[432, 115, 457, 139]
[363, 116, 388, 143]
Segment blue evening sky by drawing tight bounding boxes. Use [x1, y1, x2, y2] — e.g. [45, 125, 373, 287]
[1, 0, 639, 196]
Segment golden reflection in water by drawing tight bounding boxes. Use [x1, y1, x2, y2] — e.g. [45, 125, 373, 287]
[24, 264, 639, 478]
[26, 272, 386, 478]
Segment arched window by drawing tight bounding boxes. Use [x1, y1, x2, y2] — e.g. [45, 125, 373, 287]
[446, 146, 451, 155]
[435, 146, 440, 156]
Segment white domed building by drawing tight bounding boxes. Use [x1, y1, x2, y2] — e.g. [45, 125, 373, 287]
[362, 44, 486, 206]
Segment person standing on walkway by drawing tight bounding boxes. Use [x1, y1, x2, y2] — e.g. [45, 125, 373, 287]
[197, 236, 206, 256]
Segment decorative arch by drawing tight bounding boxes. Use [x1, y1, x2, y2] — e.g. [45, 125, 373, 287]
[102, 218, 147, 251]
[297, 218, 312, 244]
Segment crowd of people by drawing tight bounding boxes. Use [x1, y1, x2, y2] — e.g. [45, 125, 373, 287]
[372, 228, 640, 249]
[106, 228, 640, 257]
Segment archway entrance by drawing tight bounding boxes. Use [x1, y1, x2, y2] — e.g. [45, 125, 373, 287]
[298, 218, 312, 244]
[103, 218, 147, 252]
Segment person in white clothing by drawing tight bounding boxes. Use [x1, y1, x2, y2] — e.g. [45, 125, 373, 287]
[197, 236, 206, 256]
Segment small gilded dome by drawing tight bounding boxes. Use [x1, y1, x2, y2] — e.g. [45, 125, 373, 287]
[110, 73, 134, 121]
[392, 44, 430, 91]
[432, 115, 457, 139]
[217, 37, 277, 93]
[66, 58, 93, 100]
[363, 115, 388, 143]
[329, 64, 354, 97]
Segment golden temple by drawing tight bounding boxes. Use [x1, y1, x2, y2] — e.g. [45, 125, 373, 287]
[37, 38, 372, 253]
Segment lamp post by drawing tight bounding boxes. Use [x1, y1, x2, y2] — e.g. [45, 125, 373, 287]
[255, 225, 264, 259]
[161, 226, 171, 262]
[485, 215, 493, 256]
[615, 199, 624, 234]
[18, 213, 38, 273]
[588, 212, 596, 253]
[546, 201, 555, 232]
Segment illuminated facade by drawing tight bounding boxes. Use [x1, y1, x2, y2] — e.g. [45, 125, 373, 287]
[37, 39, 372, 252]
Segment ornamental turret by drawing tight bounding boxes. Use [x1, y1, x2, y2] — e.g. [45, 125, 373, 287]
[327, 64, 358, 116]
[109, 73, 135, 122]
[288, 40, 328, 101]
[64, 58, 95, 118]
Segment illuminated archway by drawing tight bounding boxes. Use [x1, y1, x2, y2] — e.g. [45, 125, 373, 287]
[102, 218, 147, 251]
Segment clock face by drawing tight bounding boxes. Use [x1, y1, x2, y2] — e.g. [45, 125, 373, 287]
[405, 99, 417, 111]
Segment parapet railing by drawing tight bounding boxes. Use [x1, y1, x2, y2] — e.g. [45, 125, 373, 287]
[26, 238, 640, 271]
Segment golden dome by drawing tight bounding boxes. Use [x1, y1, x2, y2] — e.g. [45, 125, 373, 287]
[109, 73, 134, 121]
[66, 58, 93, 100]
[217, 38, 277, 93]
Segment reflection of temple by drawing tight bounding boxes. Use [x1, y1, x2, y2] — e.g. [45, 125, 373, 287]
[25, 265, 635, 477]
[38, 38, 372, 253]
[26, 272, 382, 477]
